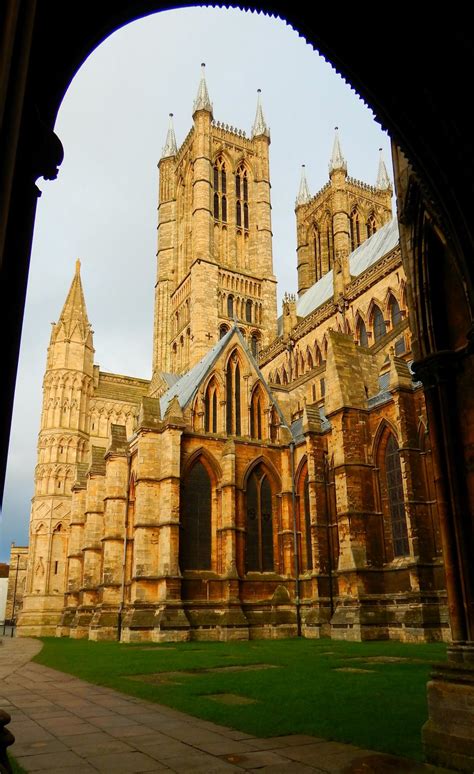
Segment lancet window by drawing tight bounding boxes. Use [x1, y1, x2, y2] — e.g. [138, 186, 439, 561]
[373, 305, 387, 341]
[213, 156, 227, 223]
[358, 318, 369, 347]
[245, 464, 274, 572]
[313, 226, 322, 280]
[389, 295, 402, 326]
[350, 208, 361, 251]
[366, 212, 377, 238]
[204, 379, 219, 433]
[250, 386, 265, 440]
[180, 460, 212, 570]
[385, 435, 409, 557]
[226, 355, 241, 436]
[236, 164, 249, 230]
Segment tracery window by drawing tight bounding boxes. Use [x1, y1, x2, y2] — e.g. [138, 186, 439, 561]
[236, 164, 249, 230]
[245, 464, 273, 572]
[366, 212, 377, 238]
[226, 355, 241, 435]
[385, 436, 409, 557]
[180, 460, 212, 570]
[373, 305, 387, 341]
[213, 156, 227, 223]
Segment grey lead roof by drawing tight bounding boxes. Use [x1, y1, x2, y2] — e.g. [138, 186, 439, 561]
[160, 327, 234, 417]
[297, 216, 399, 318]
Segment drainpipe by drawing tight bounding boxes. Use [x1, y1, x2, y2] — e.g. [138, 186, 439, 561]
[290, 442, 301, 636]
[117, 454, 131, 642]
[323, 452, 334, 616]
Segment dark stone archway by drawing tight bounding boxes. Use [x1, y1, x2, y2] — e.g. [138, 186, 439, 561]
[1, 4, 473, 769]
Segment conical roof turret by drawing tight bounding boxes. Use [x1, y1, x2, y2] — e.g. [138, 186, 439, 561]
[296, 165, 311, 206]
[251, 89, 270, 139]
[161, 113, 177, 159]
[376, 148, 392, 190]
[193, 63, 213, 115]
[329, 127, 347, 175]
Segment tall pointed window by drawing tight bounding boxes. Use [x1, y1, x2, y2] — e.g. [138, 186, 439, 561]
[325, 216, 333, 269]
[180, 460, 212, 570]
[227, 294, 234, 318]
[389, 295, 402, 326]
[385, 436, 409, 557]
[245, 299, 252, 322]
[373, 305, 386, 341]
[250, 333, 259, 358]
[358, 318, 369, 347]
[366, 212, 377, 238]
[236, 164, 249, 231]
[350, 208, 360, 251]
[299, 468, 313, 571]
[245, 464, 273, 572]
[204, 379, 219, 433]
[250, 386, 265, 440]
[226, 355, 241, 436]
[213, 156, 227, 223]
[313, 226, 322, 280]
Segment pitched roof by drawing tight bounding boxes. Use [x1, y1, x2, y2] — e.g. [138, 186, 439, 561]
[296, 216, 399, 318]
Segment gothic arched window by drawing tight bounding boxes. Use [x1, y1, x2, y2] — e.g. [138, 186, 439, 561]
[213, 156, 227, 223]
[358, 318, 369, 347]
[250, 387, 264, 440]
[385, 435, 409, 557]
[226, 355, 241, 436]
[227, 294, 234, 318]
[245, 299, 252, 322]
[236, 164, 249, 231]
[389, 295, 402, 326]
[180, 460, 212, 570]
[219, 324, 229, 339]
[245, 464, 273, 572]
[350, 208, 360, 251]
[299, 468, 313, 571]
[313, 226, 322, 280]
[367, 212, 377, 238]
[250, 334, 259, 358]
[373, 305, 387, 341]
[204, 379, 219, 433]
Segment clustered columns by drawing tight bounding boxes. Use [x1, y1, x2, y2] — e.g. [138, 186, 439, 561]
[329, 129, 351, 301]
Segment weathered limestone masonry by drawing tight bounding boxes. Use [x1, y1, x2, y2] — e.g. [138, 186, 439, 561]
[18, 68, 448, 648]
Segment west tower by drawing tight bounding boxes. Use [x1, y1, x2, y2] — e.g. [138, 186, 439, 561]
[152, 66, 278, 380]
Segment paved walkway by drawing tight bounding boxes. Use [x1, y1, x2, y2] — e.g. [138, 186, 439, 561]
[0, 636, 454, 773]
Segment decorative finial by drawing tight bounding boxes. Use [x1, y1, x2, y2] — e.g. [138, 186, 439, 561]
[376, 147, 392, 190]
[296, 164, 311, 206]
[161, 112, 178, 158]
[251, 88, 270, 139]
[193, 62, 213, 115]
[75, 259, 81, 274]
[329, 126, 347, 175]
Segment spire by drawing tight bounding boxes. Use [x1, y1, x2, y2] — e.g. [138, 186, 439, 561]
[193, 62, 213, 115]
[161, 113, 177, 159]
[376, 147, 392, 190]
[296, 165, 311, 206]
[251, 89, 270, 139]
[329, 127, 347, 175]
[55, 260, 90, 339]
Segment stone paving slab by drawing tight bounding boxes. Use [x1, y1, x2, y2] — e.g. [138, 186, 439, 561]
[0, 636, 457, 773]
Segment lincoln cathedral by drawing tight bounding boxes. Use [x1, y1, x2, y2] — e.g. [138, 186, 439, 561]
[17, 66, 448, 643]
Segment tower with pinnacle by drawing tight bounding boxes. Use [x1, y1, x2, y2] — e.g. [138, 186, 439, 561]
[295, 129, 392, 298]
[152, 65, 277, 380]
[19, 261, 94, 635]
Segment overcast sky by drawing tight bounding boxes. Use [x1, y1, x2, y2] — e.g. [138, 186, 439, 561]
[0, 7, 392, 561]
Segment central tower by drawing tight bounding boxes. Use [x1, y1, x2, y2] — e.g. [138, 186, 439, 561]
[152, 65, 277, 378]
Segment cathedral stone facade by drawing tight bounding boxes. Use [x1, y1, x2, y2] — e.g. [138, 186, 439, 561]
[17, 68, 449, 643]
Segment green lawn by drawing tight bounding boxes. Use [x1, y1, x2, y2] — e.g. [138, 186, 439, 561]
[34, 637, 447, 761]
